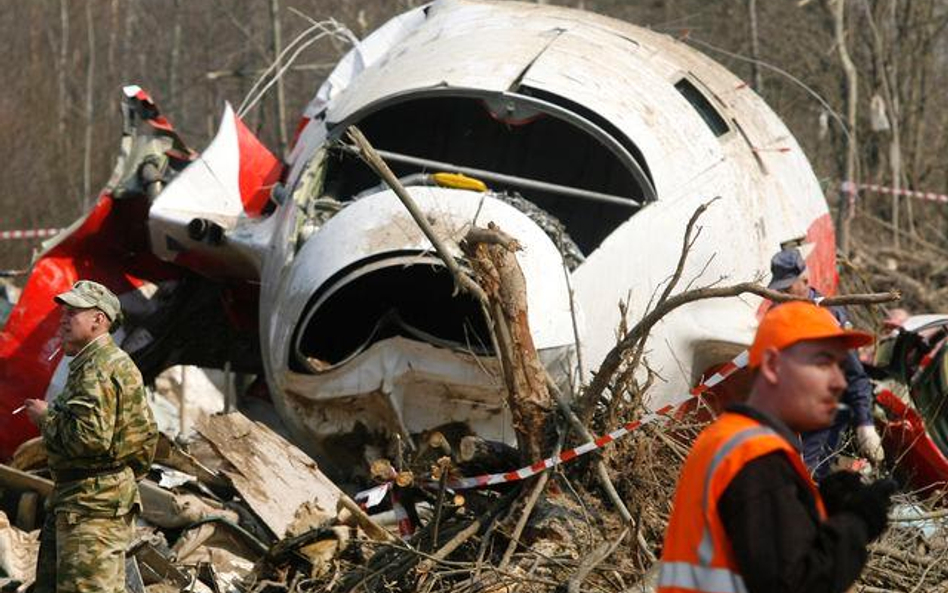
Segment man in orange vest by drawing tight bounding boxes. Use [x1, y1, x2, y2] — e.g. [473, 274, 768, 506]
[658, 301, 896, 593]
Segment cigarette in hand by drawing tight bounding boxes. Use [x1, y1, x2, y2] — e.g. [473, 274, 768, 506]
[12, 405, 25, 415]
[47, 346, 61, 362]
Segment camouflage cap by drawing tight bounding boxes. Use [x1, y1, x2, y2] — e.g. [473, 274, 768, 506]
[54, 280, 122, 323]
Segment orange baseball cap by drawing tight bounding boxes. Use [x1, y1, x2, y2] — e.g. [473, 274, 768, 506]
[749, 301, 873, 368]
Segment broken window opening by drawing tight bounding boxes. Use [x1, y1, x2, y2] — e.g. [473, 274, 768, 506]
[292, 256, 492, 371]
[674, 78, 730, 138]
[325, 95, 648, 254]
[516, 85, 653, 190]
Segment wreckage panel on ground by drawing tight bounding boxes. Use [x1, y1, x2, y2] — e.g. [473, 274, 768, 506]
[195, 412, 342, 538]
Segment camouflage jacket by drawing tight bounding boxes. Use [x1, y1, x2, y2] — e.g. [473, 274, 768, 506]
[41, 334, 157, 516]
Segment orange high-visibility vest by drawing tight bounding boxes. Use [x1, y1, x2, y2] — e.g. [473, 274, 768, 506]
[657, 412, 826, 593]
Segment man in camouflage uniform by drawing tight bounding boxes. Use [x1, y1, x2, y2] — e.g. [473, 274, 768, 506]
[24, 280, 158, 593]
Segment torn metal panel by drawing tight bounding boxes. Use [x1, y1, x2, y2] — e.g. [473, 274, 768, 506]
[277, 187, 574, 371]
[148, 103, 282, 280]
[195, 412, 342, 539]
[139, 485, 235, 530]
[281, 336, 515, 479]
[326, 27, 563, 125]
[183, 547, 254, 593]
[133, 543, 191, 588]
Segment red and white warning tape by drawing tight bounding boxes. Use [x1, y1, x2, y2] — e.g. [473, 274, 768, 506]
[842, 181, 948, 205]
[356, 350, 750, 506]
[0, 228, 61, 241]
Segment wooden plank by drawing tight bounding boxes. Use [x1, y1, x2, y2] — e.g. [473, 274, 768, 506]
[195, 412, 342, 538]
[0, 463, 186, 529]
[0, 463, 52, 496]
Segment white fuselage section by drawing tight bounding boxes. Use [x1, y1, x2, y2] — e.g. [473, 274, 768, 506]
[150, 0, 831, 472]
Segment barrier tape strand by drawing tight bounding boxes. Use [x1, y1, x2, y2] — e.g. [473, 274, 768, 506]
[0, 228, 61, 241]
[843, 181, 948, 204]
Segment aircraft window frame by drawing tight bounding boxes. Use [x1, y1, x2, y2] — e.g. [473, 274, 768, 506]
[673, 76, 731, 138]
[323, 89, 655, 254]
[327, 87, 656, 204]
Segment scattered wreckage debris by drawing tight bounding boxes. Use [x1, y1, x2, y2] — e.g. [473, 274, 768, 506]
[0, 2, 942, 591]
[194, 413, 342, 539]
[859, 491, 948, 591]
[0, 127, 906, 593]
[0, 510, 38, 588]
[4, 418, 948, 593]
[0, 411, 361, 593]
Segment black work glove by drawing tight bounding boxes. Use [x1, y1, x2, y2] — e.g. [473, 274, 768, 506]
[819, 470, 863, 516]
[844, 478, 898, 541]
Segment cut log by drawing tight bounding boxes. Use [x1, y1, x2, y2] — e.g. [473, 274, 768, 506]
[458, 436, 520, 475]
[427, 431, 452, 455]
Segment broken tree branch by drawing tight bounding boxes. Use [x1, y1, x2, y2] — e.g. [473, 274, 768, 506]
[657, 197, 720, 307]
[567, 527, 629, 593]
[463, 223, 554, 463]
[581, 282, 900, 411]
[599, 198, 720, 425]
[498, 471, 550, 570]
[545, 372, 633, 523]
[337, 493, 397, 543]
[416, 516, 486, 574]
[345, 126, 488, 304]
[431, 456, 451, 550]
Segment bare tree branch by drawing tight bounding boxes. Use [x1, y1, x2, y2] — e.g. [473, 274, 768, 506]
[582, 282, 900, 410]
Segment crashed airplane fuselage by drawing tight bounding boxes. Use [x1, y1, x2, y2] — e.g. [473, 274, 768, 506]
[0, 0, 834, 478]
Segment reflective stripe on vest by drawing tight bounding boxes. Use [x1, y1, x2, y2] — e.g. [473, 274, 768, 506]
[658, 561, 748, 593]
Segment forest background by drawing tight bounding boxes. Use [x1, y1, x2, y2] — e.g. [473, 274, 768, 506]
[1, 0, 947, 310]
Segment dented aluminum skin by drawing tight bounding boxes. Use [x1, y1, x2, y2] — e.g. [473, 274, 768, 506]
[270, 187, 574, 475]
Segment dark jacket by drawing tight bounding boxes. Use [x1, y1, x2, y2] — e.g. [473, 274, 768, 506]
[717, 404, 872, 593]
[809, 287, 873, 427]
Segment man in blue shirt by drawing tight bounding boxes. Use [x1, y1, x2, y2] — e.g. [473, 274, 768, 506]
[767, 247, 884, 479]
